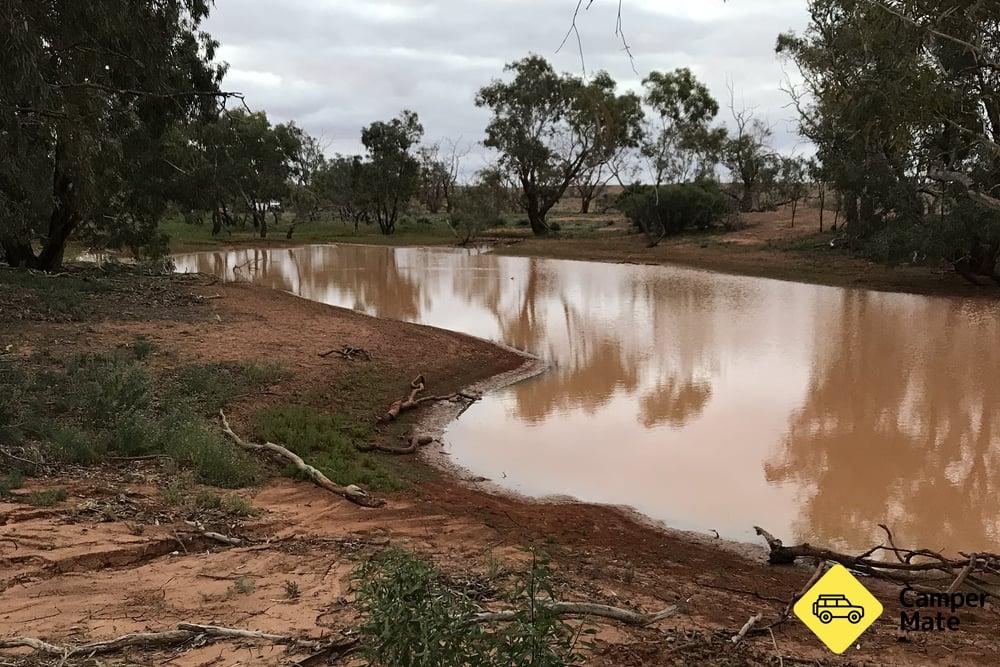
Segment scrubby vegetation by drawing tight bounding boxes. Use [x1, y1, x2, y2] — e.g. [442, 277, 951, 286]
[357, 549, 589, 667]
[252, 404, 404, 492]
[0, 345, 284, 488]
[618, 182, 734, 244]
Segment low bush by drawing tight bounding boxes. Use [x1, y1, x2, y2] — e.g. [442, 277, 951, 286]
[618, 182, 732, 238]
[1, 346, 278, 488]
[357, 549, 587, 667]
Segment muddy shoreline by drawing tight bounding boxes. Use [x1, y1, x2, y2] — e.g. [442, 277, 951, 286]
[2, 266, 998, 665]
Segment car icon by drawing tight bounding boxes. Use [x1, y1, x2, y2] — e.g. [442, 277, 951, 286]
[812, 594, 865, 624]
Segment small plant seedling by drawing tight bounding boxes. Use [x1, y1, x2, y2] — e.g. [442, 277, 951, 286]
[283, 580, 301, 600]
[231, 577, 255, 595]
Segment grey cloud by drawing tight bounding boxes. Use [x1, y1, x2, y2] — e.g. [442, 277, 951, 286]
[206, 0, 811, 162]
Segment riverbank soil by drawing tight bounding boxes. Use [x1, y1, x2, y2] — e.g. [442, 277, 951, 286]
[505, 202, 996, 299]
[1, 267, 998, 665]
[163, 200, 999, 299]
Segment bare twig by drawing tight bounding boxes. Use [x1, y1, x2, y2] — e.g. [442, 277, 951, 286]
[474, 601, 680, 627]
[379, 375, 481, 423]
[0, 623, 336, 658]
[732, 613, 763, 644]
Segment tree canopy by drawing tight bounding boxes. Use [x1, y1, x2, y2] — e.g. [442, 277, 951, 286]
[779, 0, 1000, 281]
[477, 55, 642, 235]
[0, 0, 229, 269]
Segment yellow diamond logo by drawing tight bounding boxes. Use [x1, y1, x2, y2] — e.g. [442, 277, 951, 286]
[793, 564, 883, 654]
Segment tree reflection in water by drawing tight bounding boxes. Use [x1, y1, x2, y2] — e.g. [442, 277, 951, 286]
[174, 245, 1000, 552]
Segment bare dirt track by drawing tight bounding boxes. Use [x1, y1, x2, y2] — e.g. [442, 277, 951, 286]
[1, 270, 998, 665]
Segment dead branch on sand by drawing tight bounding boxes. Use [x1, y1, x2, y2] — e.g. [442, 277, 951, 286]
[319, 345, 373, 361]
[0, 623, 354, 659]
[183, 520, 244, 546]
[219, 410, 384, 508]
[358, 434, 436, 455]
[380, 374, 480, 423]
[473, 601, 680, 627]
[755, 526, 1000, 595]
[731, 613, 763, 644]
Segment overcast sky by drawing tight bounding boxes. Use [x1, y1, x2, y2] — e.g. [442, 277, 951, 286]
[206, 0, 811, 170]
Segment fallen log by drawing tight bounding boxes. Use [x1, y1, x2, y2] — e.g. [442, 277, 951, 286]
[319, 345, 372, 361]
[754, 526, 1000, 595]
[0, 623, 333, 658]
[473, 601, 680, 627]
[220, 411, 384, 508]
[380, 374, 480, 423]
[732, 613, 763, 644]
[358, 435, 436, 455]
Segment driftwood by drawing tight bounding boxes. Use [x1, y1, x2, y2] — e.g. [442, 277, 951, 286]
[183, 521, 244, 547]
[732, 613, 763, 644]
[358, 435, 436, 455]
[755, 525, 1000, 595]
[473, 601, 680, 627]
[0, 623, 340, 658]
[320, 345, 372, 361]
[380, 374, 480, 423]
[220, 410, 384, 508]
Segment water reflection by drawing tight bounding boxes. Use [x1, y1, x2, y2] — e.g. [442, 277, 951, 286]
[175, 244, 1000, 551]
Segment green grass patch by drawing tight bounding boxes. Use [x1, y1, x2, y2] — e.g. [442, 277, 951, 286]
[173, 360, 289, 414]
[23, 488, 68, 507]
[0, 346, 287, 489]
[0, 470, 24, 497]
[163, 213, 456, 253]
[253, 404, 404, 492]
[0, 267, 111, 321]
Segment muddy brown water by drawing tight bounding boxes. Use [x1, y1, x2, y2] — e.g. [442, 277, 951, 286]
[174, 244, 1000, 554]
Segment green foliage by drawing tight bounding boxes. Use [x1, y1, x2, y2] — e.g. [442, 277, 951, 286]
[166, 110, 306, 239]
[779, 1, 1000, 276]
[2, 349, 271, 488]
[0, 470, 24, 497]
[252, 404, 402, 491]
[0, 0, 225, 270]
[23, 488, 68, 507]
[174, 361, 288, 414]
[0, 269, 111, 321]
[641, 68, 725, 186]
[283, 580, 301, 600]
[448, 169, 510, 244]
[357, 549, 585, 667]
[231, 577, 256, 595]
[477, 56, 642, 235]
[619, 183, 732, 238]
[359, 110, 425, 235]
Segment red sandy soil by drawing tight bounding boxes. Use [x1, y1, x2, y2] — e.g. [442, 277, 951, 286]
[1, 274, 998, 665]
[509, 204, 1000, 299]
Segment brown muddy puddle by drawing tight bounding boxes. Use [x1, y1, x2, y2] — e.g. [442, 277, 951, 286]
[175, 244, 1000, 553]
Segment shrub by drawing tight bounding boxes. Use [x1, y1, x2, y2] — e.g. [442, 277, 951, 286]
[357, 549, 585, 667]
[618, 182, 731, 238]
[3, 352, 265, 489]
[24, 488, 68, 507]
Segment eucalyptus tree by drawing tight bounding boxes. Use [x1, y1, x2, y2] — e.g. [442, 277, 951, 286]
[169, 110, 304, 238]
[641, 68, 726, 188]
[0, 0, 231, 269]
[315, 156, 371, 231]
[359, 111, 424, 235]
[778, 0, 1000, 280]
[477, 56, 642, 235]
[574, 72, 644, 213]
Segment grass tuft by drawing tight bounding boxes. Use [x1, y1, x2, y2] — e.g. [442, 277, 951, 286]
[253, 404, 403, 492]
